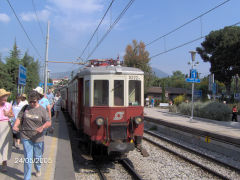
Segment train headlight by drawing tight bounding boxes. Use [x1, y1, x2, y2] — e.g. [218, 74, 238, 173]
[134, 116, 143, 125]
[95, 117, 104, 126]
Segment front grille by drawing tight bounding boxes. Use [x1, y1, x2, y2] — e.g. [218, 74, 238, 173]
[110, 123, 127, 140]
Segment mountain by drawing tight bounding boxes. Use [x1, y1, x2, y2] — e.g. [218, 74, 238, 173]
[152, 67, 169, 78]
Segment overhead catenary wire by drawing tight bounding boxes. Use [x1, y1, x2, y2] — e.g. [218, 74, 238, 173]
[31, 0, 45, 41]
[78, 0, 115, 61]
[86, 0, 135, 60]
[6, 0, 42, 59]
[150, 21, 240, 59]
[146, 0, 231, 47]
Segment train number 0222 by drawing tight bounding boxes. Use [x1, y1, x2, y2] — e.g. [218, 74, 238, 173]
[129, 76, 140, 80]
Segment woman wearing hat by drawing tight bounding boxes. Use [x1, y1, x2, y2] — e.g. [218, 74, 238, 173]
[21, 93, 28, 106]
[0, 89, 14, 172]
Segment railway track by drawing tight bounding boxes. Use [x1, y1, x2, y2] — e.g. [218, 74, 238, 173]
[144, 130, 240, 180]
[119, 159, 143, 180]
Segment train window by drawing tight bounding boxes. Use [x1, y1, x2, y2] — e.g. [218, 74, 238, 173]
[84, 80, 90, 106]
[114, 80, 124, 106]
[129, 80, 141, 106]
[94, 80, 109, 106]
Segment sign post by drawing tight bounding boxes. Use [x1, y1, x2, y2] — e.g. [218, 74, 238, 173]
[187, 51, 200, 122]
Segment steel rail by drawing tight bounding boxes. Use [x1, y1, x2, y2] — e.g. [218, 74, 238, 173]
[144, 130, 240, 173]
[119, 159, 143, 180]
[143, 135, 231, 180]
[95, 163, 107, 180]
[144, 116, 240, 147]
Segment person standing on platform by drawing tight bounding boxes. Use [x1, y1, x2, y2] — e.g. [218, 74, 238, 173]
[53, 91, 61, 119]
[21, 94, 28, 106]
[46, 88, 54, 117]
[232, 105, 238, 122]
[145, 97, 149, 108]
[151, 98, 155, 108]
[13, 91, 51, 179]
[11, 95, 24, 149]
[33, 87, 51, 121]
[33, 86, 51, 155]
[0, 89, 14, 172]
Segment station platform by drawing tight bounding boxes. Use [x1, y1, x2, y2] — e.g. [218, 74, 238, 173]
[0, 111, 75, 180]
[144, 107, 240, 146]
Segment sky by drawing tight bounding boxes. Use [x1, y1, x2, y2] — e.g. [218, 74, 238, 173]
[0, 0, 239, 80]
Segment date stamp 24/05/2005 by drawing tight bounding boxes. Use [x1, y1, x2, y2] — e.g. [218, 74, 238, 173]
[14, 157, 52, 164]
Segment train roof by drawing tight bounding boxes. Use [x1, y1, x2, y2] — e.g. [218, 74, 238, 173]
[77, 65, 144, 76]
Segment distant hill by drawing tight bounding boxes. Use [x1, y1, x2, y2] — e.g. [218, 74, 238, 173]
[152, 67, 169, 78]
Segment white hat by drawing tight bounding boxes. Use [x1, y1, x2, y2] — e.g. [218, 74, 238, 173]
[33, 86, 44, 95]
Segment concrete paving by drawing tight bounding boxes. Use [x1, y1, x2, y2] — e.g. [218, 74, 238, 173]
[144, 107, 240, 139]
[0, 111, 75, 180]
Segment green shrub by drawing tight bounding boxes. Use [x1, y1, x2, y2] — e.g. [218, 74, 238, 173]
[178, 102, 191, 115]
[174, 95, 186, 106]
[169, 104, 178, 113]
[178, 101, 231, 121]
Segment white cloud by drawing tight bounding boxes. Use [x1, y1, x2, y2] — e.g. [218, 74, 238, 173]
[0, 13, 10, 23]
[45, 0, 107, 39]
[20, 9, 50, 22]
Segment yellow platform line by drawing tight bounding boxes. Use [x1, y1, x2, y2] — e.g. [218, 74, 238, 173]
[44, 125, 58, 180]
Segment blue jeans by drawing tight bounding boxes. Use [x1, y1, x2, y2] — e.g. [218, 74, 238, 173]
[21, 139, 43, 180]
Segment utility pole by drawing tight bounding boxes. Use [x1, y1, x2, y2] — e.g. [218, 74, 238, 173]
[44, 21, 50, 94]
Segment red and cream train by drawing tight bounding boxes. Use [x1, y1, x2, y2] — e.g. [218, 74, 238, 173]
[60, 59, 144, 157]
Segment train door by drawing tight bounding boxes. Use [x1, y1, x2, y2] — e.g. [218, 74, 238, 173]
[78, 78, 84, 130]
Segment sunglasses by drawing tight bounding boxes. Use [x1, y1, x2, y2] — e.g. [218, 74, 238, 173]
[29, 101, 37, 104]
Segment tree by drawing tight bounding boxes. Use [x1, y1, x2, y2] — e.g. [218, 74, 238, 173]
[5, 40, 21, 97]
[21, 51, 40, 93]
[124, 40, 153, 91]
[0, 40, 41, 100]
[161, 80, 166, 102]
[0, 55, 12, 90]
[169, 71, 187, 88]
[196, 26, 240, 93]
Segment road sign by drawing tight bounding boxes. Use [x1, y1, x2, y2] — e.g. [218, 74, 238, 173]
[18, 65, 27, 85]
[194, 90, 202, 97]
[234, 93, 240, 100]
[212, 82, 217, 94]
[39, 82, 53, 87]
[186, 78, 200, 83]
[190, 69, 197, 79]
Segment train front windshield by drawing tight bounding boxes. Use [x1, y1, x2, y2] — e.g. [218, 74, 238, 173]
[92, 78, 142, 107]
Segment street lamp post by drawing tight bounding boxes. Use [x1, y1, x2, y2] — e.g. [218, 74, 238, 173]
[188, 51, 199, 122]
[47, 70, 50, 86]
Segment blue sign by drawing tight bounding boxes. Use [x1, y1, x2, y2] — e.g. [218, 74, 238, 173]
[234, 93, 240, 100]
[212, 82, 217, 94]
[47, 83, 53, 86]
[18, 65, 27, 85]
[194, 90, 202, 97]
[39, 82, 53, 87]
[190, 69, 197, 79]
[186, 78, 200, 83]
